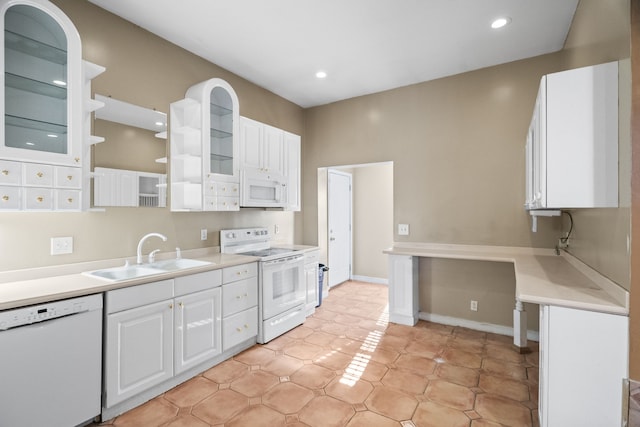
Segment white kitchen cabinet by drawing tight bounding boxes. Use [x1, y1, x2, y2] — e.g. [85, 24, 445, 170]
[105, 279, 175, 408]
[174, 287, 222, 375]
[221, 263, 258, 351]
[170, 79, 240, 211]
[525, 61, 618, 210]
[304, 250, 319, 316]
[0, 158, 83, 210]
[538, 305, 628, 427]
[0, 0, 102, 212]
[239, 116, 301, 209]
[94, 167, 166, 208]
[284, 131, 301, 211]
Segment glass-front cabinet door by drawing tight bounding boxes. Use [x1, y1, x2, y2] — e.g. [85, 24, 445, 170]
[209, 86, 235, 177]
[0, 0, 82, 166]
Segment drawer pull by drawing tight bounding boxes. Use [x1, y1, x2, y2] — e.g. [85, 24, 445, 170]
[244, 324, 249, 329]
[169, 304, 173, 309]
[36, 196, 44, 203]
[1, 169, 8, 175]
[67, 197, 73, 203]
[36, 172, 44, 178]
[236, 327, 242, 332]
[74, 157, 80, 163]
[179, 302, 184, 308]
[66, 175, 73, 181]
[2, 195, 9, 201]
[236, 295, 241, 299]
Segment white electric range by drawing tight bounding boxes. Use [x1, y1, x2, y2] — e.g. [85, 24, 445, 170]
[220, 227, 306, 343]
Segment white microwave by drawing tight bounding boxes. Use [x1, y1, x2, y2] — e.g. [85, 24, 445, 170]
[240, 169, 288, 208]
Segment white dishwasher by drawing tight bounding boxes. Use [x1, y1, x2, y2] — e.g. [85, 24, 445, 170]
[0, 294, 103, 427]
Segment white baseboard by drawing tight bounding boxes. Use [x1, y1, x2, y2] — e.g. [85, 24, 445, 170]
[350, 275, 388, 285]
[418, 312, 539, 342]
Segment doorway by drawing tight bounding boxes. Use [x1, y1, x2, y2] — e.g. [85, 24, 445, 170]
[317, 162, 394, 291]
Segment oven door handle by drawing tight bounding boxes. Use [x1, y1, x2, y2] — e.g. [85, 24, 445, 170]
[263, 254, 304, 267]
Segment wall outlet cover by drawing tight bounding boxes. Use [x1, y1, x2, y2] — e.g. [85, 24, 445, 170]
[51, 237, 73, 255]
[398, 224, 409, 236]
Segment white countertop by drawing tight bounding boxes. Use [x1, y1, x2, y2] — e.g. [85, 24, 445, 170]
[0, 245, 320, 311]
[384, 243, 629, 316]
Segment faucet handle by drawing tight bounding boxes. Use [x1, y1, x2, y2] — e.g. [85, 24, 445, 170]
[148, 249, 161, 264]
[176, 247, 182, 259]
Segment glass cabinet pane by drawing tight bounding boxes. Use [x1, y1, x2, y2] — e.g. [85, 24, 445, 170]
[209, 87, 233, 176]
[4, 4, 68, 154]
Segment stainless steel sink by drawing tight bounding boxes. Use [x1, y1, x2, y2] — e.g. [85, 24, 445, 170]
[84, 259, 212, 282]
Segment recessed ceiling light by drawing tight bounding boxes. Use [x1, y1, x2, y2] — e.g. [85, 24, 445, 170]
[491, 17, 511, 29]
[315, 71, 327, 79]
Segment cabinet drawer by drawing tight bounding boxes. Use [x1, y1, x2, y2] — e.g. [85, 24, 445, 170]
[23, 187, 53, 210]
[223, 306, 258, 351]
[0, 186, 20, 209]
[174, 269, 222, 297]
[55, 189, 81, 210]
[54, 166, 82, 189]
[0, 160, 22, 185]
[222, 277, 258, 317]
[216, 182, 239, 197]
[106, 279, 174, 314]
[215, 196, 239, 211]
[23, 163, 53, 187]
[223, 262, 258, 283]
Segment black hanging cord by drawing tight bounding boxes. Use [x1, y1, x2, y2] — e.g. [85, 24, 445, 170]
[560, 211, 573, 244]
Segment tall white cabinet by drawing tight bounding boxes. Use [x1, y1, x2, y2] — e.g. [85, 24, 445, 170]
[170, 78, 240, 211]
[525, 61, 618, 210]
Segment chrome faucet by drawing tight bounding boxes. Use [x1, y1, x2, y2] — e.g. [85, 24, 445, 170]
[137, 233, 167, 264]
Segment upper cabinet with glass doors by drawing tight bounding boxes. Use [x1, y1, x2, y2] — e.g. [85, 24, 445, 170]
[170, 78, 240, 211]
[0, 0, 100, 212]
[1, 0, 82, 166]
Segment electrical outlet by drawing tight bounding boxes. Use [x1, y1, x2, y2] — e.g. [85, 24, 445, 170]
[398, 224, 409, 236]
[200, 229, 207, 241]
[274, 224, 280, 234]
[470, 300, 478, 312]
[51, 237, 73, 255]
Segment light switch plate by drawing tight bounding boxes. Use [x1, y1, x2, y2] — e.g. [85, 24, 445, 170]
[200, 229, 208, 240]
[51, 237, 73, 255]
[398, 224, 409, 236]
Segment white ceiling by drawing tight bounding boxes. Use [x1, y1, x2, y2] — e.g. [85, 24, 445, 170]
[88, 0, 579, 108]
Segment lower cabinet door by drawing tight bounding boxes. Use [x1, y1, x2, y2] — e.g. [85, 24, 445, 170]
[223, 307, 258, 351]
[105, 300, 174, 408]
[174, 288, 222, 375]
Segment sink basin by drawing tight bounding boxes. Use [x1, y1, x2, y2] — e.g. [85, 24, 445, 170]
[85, 265, 163, 281]
[84, 259, 212, 282]
[149, 258, 212, 271]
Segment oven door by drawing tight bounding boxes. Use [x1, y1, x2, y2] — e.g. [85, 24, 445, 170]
[241, 169, 288, 208]
[261, 254, 305, 319]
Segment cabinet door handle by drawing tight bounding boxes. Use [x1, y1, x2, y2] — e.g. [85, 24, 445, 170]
[179, 302, 184, 308]
[36, 172, 44, 178]
[36, 196, 44, 203]
[74, 157, 80, 163]
[236, 327, 242, 332]
[1, 169, 8, 175]
[236, 295, 241, 299]
[244, 324, 249, 329]
[169, 304, 174, 309]
[2, 195, 9, 201]
[66, 175, 73, 181]
[67, 197, 73, 203]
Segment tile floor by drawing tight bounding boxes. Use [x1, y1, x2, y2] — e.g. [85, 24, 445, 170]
[96, 280, 539, 427]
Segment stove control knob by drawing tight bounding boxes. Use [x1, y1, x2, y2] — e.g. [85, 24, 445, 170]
[227, 232, 235, 239]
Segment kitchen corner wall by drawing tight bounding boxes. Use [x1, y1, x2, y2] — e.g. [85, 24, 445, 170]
[0, 0, 305, 271]
[302, 0, 631, 329]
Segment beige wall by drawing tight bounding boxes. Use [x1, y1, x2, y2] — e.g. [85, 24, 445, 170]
[351, 163, 393, 280]
[0, 0, 305, 271]
[303, 0, 630, 329]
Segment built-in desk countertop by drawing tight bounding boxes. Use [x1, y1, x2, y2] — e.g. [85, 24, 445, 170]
[384, 243, 629, 349]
